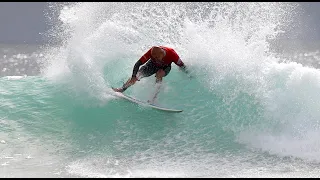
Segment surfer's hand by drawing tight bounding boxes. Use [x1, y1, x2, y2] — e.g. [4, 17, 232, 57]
[180, 65, 193, 79]
[181, 66, 193, 79]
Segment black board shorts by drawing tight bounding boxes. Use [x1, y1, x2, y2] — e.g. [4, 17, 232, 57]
[138, 60, 171, 78]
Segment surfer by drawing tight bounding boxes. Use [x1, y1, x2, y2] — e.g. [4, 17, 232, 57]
[112, 46, 191, 102]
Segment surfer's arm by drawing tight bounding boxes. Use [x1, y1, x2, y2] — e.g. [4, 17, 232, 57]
[174, 58, 191, 76]
[132, 48, 152, 78]
[179, 64, 188, 73]
[132, 60, 143, 78]
[180, 64, 192, 77]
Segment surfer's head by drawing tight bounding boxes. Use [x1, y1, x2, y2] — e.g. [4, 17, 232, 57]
[151, 46, 165, 61]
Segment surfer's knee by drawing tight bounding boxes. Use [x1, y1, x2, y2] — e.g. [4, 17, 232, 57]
[136, 71, 144, 80]
[156, 69, 165, 78]
[155, 77, 162, 83]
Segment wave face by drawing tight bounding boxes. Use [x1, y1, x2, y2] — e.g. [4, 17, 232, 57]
[2, 2, 320, 178]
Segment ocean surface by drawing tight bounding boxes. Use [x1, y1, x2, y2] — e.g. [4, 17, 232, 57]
[1, 2, 320, 178]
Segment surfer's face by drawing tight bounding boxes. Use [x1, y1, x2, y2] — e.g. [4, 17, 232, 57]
[151, 47, 165, 61]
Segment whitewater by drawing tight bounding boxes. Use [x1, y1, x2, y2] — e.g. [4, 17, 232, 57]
[1, 2, 320, 177]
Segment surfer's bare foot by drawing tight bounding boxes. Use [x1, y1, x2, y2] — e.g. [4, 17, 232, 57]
[112, 87, 124, 93]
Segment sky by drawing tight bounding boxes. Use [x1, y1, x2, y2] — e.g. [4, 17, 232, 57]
[0, 2, 49, 44]
[0, 2, 319, 44]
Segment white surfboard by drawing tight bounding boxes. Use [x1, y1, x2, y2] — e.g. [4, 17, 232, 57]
[112, 90, 183, 113]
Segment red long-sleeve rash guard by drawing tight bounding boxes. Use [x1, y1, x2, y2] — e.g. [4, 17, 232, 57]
[139, 46, 185, 67]
[131, 46, 185, 78]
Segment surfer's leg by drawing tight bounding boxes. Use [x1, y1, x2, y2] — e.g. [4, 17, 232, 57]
[149, 66, 171, 103]
[155, 69, 165, 83]
[122, 78, 135, 91]
[119, 71, 146, 92]
[113, 77, 133, 92]
[139, 61, 158, 79]
[115, 61, 157, 92]
[150, 67, 170, 103]
[149, 81, 162, 104]
[155, 65, 171, 83]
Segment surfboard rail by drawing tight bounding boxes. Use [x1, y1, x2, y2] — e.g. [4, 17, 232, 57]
[112, 91, 183, 113]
